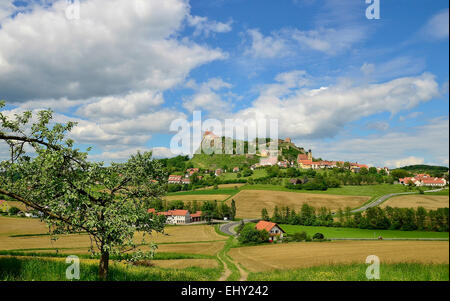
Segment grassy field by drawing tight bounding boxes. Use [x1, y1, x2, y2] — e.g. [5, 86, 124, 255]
[230, 190, 370, 218]
[425, 189, 449, 196]
[380, 195, 449, 210]
[271, 224, 450, 239]
[228, 241, 449, 273]
[0, 257, 222, 281]
[247, 263, 449, 281]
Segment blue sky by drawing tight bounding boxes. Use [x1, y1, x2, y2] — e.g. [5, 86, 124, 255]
[0, 0, 448, 168]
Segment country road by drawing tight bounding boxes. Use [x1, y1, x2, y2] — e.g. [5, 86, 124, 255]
[351, 188, 445, 213]
[220, 219, 259, 236]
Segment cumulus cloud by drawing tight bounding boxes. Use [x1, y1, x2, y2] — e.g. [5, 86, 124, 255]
[300, 117, 449, 168]
[385, 156, 425, 169]
[231, 72, 439, 139]
[0, 0, 226, 102]
[183, 78, 232, 115]
[89, 146, 176, 162]
[187, 15, 232, 37]
[244, 29, 290, 59]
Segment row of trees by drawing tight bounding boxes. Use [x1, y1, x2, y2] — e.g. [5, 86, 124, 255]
[262, 204, 449, 232]
[148, 198, 237, 221]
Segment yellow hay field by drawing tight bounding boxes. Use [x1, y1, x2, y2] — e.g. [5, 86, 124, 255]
[229, 190, 370, 218]
[0, 217, 225, 252]
[156, 241, 225, 256]
[152, 259, 218, 269]
[229, 241, 449, 272]
[164, 194, 229, 201]
[381, 195, 449, 210]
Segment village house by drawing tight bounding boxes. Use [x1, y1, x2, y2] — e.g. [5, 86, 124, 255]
[255, 220, 286, 242]
[148, 209, 203, 224]
[350, 163, 369, 173]
[277, 161, 289, 168]
[181, 178, 191, 185]
[233, 167, 240, 173]
[186, 168, 199, 177]
[168, 175, 183, 184]
[399, 174, 447, 187]
[260, 156, 278, 166]
[215, 169, 223, 176]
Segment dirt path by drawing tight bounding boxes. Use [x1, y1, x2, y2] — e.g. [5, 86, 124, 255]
[217, 251, 232, 281]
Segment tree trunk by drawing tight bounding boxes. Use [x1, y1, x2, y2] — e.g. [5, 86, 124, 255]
[99, 251, 109, 280]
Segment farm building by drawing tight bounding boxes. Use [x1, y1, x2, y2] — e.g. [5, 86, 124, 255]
[399, 174, 447, 187]
[168, 175, 183, 184]
[148, 209, 204, 224]
[255, 220, 285, 242]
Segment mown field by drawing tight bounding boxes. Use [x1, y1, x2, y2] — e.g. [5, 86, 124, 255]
[229, 190, 370, 218]
[380, 195, 449, 210]
[271, 224, 450, 239]
[0, 216, 226, 257]
[228, 241, 449, 273]
[247, 263, 449, 281]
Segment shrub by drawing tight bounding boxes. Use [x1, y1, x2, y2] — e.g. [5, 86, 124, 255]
[312, 232, 325, 240]
[292, 231, 308, 242]
[8, 207, 20, 216]
[238, 224, 269, 244]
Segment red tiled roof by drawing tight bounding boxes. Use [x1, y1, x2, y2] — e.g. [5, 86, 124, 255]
[255, 220, 285, 233]
[297, 154, 309, 161]
[148, 208, 156, 214]
[422, 178, 445, 184]
[190, 211, 202, 218]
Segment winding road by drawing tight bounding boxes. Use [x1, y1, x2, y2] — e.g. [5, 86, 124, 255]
[350, 188, 445, 213]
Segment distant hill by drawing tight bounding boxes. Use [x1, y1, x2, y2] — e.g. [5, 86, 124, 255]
[397, 165, 449, 172]
[189, 137, 308, 169]
[394, 165, 449, 177]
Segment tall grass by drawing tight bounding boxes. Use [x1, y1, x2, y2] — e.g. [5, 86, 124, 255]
[247, 263, 449, 281]
[0, 257, 222, 281]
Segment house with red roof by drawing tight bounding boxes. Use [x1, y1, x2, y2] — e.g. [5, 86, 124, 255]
[255, 220, 285, 242]
[168, 175, 183, 184]
[148, 209, 204, 224]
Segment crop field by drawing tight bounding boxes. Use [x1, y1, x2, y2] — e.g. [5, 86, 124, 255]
[229, 190, 370, 218]
[152, 259, 219, 269]
[164, 194, 230, 201]
[0, 217, 225, 252]
[156, 241, 226, 256]
[249, 223, 450, 239]
[380, 195, 449, 210]
[228, 241, 449, 272]
[247, 263, 449, 281]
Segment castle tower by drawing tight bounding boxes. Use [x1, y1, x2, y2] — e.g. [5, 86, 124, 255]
[308, 149, 312, 160]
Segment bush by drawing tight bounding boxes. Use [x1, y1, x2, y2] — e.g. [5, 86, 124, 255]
[291, 231, 308, 242]
[312, 232, 324, 240]
[8, 207, 20, 216]
[238, 224, 269, 244]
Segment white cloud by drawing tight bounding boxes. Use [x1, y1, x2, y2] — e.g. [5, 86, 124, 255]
[76, 90, 164, 121]
[0, 0, 226, 102]
[244, 25, 367, 59]
[300, 117, 449, 168]
[399, 111, 423, 122]
[244, 29, 290, 59]
[183, 78, 232, 115]
[232, 72, 439, 139]
[421, 9, 449, 40]
[89, 146, 176, 162]
[187, 15, 232, 37]
[385, 156, 425, 168]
